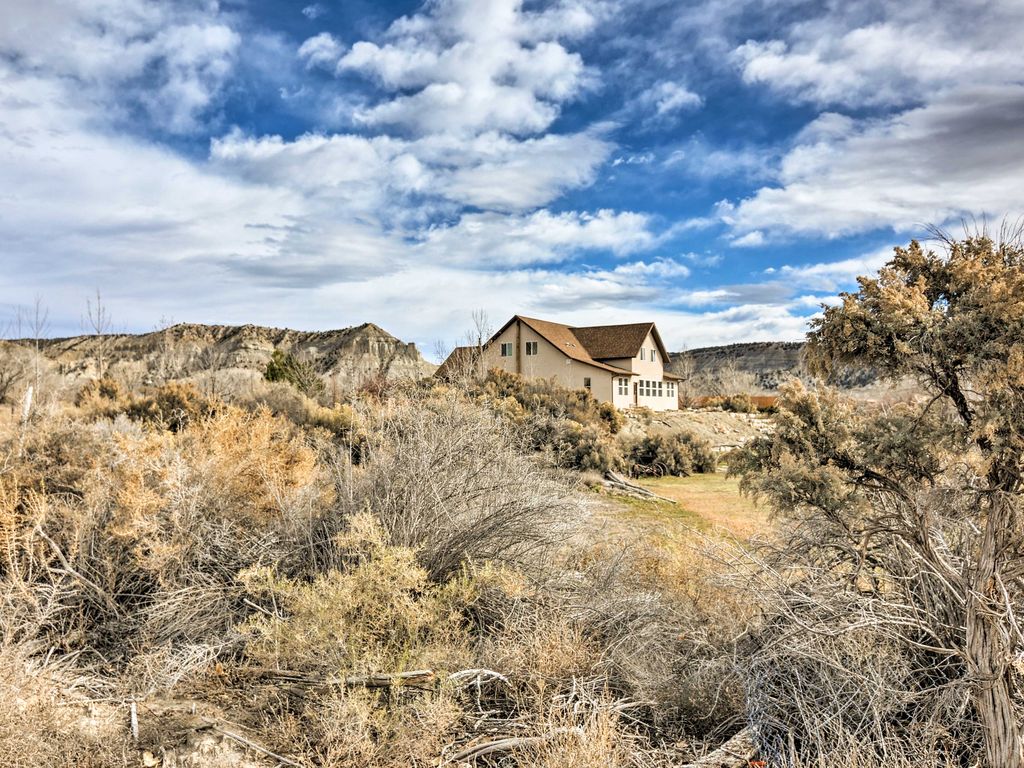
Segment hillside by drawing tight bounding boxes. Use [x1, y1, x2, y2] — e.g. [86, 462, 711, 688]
[15, 322, 436, 387]
[670, 340, 878, 391]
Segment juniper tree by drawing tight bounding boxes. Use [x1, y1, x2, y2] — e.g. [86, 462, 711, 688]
[734, 234, 1024, 766]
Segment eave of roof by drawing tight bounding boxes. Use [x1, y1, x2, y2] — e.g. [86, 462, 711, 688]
[486, 315, 636, 376]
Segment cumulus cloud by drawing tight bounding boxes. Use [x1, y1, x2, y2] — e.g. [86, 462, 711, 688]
[0, 0, 239, 133]
[732, 0, 1024, 108]
[298, 32, 343, 70]
[209, 126, 614, 213]
[299, 0, 598, 136]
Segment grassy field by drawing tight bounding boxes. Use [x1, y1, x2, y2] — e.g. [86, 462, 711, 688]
[608, 471, 767, 540]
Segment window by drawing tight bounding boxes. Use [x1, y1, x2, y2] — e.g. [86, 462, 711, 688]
[667, 382, 675, 398]
[525, 341, 538, 356]
[639, 348, 645, 361]
[583, 377, 592, 390]
[657, 381, 663, 397]
[500, 342, 513, 357]
[617, 378, 628, 396]
[651, 348, 657, 362]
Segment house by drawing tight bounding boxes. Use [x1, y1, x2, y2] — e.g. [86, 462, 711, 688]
[437, 315, 680, 411]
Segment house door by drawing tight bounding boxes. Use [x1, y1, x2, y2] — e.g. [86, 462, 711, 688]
[633, 381, 638, 406]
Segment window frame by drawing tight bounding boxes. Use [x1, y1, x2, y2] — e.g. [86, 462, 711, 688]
[500, 342, 513, 357]
[583, 377, 592, 391]
[525, 340, 538, 356]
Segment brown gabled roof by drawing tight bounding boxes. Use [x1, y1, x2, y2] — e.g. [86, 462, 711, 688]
[571, 322, 662, 361]
[490, 316, 636, 376]
[434, 345, 480, 380]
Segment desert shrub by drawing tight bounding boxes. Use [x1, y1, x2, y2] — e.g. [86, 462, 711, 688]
[238, 380, 369, 458]
[470, 370, 630, 471]
[597, 401, 625, 434]
[73, 376, 128, 418]
[552, 420, 622, 473]
[720, 393, 755, 413]
[240, 513, 472, 675]
[0, 642, 129, 765]
[343, 396, 576, 581]
[478, 368, 613, 430]
[264, 348, 326, 398]
[0, 405, 336, 688]
[124, 381, 216, 431]
[623, 430, 717, 476]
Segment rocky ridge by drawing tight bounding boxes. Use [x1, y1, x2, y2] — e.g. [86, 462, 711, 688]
[19, 322, 436, 387]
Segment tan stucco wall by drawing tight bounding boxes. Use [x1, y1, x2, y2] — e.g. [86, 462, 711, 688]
[603, 332, 676, 411]
[481, 320, 677, 411]
[482, 320, 616, 401]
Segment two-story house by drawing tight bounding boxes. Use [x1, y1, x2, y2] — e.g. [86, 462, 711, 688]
[437, 315, 680, 411]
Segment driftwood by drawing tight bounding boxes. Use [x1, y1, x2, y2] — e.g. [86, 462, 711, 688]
[679, 727, 757, 768]
[603, 470, 679, 504]
[243, 666, 438, 690]
[447, 727, 584, 763]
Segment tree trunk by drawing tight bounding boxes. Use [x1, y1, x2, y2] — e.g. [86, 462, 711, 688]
[967, 493, 1023, 768]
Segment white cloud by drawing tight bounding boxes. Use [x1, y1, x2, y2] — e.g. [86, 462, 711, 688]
[302, 4, 326, 20]
[776, 250, 892, 291]
[638, 80, 702, 117]
[730, 230, 764, 247]
[298, 32, 343, 70]
[728, 85, 1024, 238]
[299, 0, 597, 136]
[209, 126, 613, 213]
[417, 209, 657, 267]
[0, 0, 239, 133]
[732, 1, 1024, 109]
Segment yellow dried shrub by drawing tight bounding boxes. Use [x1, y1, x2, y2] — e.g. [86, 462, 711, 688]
[239, 513, 472, 675]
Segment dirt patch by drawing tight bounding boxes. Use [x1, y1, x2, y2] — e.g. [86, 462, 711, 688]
[623, 409, 770, 451]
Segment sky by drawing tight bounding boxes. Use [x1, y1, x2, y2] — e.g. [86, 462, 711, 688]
[2, 0, 1023, 357]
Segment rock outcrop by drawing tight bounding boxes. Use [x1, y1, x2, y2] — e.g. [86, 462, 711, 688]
[23, 322, 435, 387]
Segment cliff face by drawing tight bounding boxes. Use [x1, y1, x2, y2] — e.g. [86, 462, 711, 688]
[28, 322, 436, 386]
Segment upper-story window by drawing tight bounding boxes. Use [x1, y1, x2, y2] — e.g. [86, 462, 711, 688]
[651, 348, 657, 362]
[500, 342, 513, 357]
[525, 341, 538, 356]
[639, 348, 645, 361]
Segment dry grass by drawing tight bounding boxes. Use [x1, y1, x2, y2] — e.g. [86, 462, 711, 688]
[637, 472, 767, 538]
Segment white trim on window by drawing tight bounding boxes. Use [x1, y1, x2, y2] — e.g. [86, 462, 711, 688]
[500, 342, 513, 357]
[525, 341, 538, 355]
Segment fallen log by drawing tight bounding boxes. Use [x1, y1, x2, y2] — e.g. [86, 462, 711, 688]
[604, 470, 679, 504]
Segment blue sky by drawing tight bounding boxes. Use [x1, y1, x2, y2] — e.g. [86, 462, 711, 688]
[2, 0, 1022, 357]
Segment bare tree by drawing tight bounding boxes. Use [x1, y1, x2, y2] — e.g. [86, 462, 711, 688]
[670, 347, 697, 407]
[84, 289, 113, 378]
[152, 315, 184, 385]
[19, 295, 50, 397]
